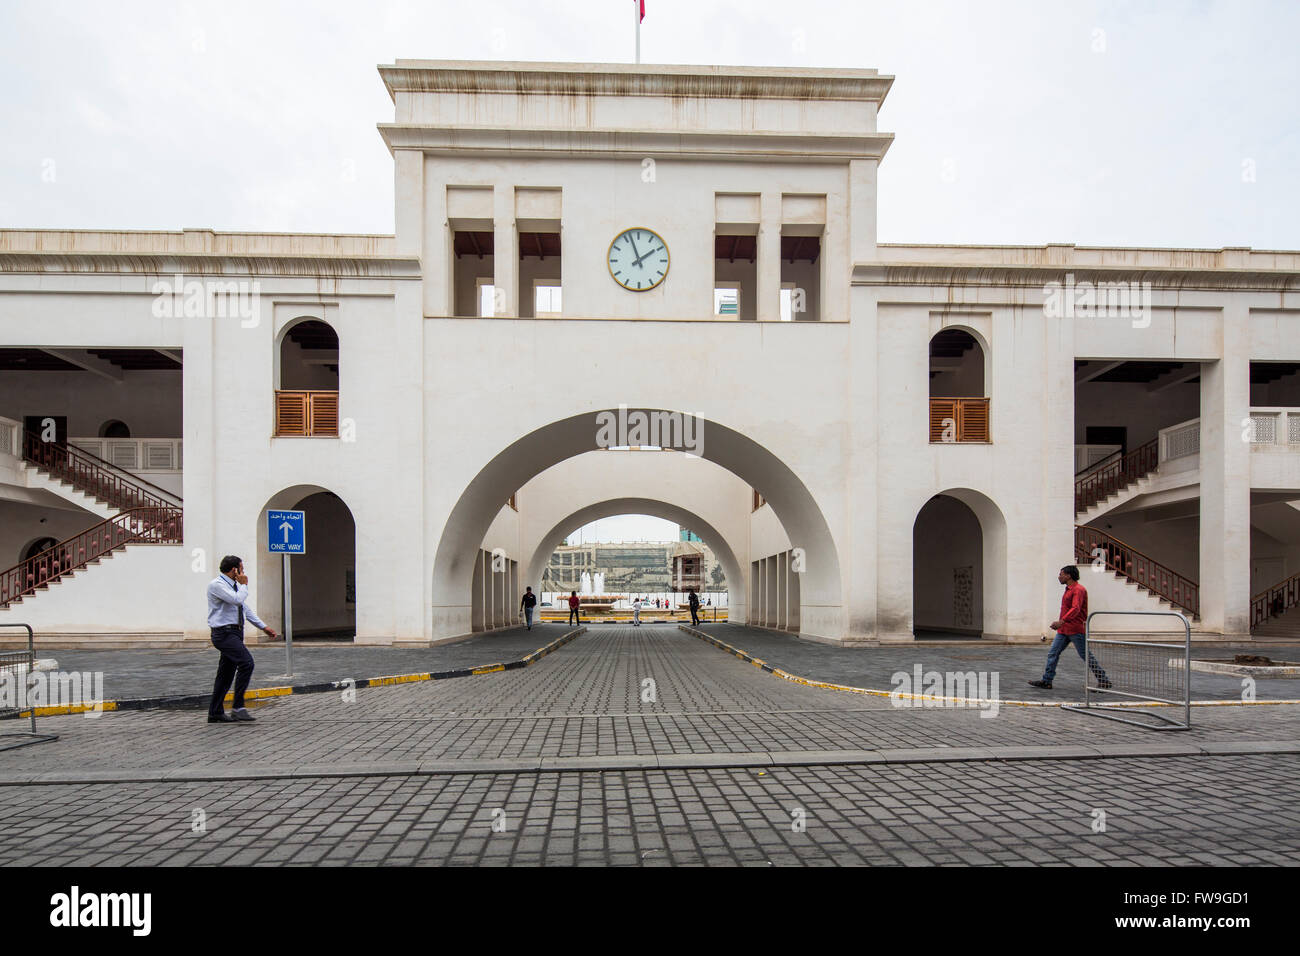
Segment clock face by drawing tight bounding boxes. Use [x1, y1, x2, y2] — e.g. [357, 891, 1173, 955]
[607, 228, 669, 292]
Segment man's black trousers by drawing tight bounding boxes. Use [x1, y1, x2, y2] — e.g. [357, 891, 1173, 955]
[209, 624, 254, 717]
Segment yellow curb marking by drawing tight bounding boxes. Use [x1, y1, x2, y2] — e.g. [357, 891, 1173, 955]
[679, 626, 1300, 710]
[12, 628, 589, 720]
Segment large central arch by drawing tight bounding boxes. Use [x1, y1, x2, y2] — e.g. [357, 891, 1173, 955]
[523, 496, 747, 617]
[431, 408, 843, 640]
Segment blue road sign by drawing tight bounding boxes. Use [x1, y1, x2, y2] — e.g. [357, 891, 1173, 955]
[267, 509, 306, 554]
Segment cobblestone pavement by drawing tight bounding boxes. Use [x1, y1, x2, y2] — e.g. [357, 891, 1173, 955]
[2, 627, 1297, 865]
[21, 624, 572, 701]
[1, 755, 1295, 866]
[696, 624, 1300, 702]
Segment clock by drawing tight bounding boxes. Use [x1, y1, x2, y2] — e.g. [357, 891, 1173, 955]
[607, 227, 669, 291]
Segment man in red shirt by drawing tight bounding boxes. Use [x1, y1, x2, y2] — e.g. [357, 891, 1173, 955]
[1028, 565, 1111, 690]
[568, 591, 581, 627]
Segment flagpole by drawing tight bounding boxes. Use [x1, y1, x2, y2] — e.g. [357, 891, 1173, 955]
[635, 0, 640, 63]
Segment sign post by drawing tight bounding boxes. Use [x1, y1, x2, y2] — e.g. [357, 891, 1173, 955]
[267, 509, 306, 677]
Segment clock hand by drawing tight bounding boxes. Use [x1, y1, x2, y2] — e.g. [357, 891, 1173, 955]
[627, 235, 642, 265]
[632, 243, 658, 268]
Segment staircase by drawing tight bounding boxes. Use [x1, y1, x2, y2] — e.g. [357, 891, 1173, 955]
[1075, 525, 1199, 619]
[1251, 573, 1300, 637]
[0, 507, 184, 608]
[0, 431, 185, 610]
[1075, 439, 1159, 518]
[21, 432, 181, 511]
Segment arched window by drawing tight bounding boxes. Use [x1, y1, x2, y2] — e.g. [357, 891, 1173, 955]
[23, 537, 57, 563]
[275, 319, 340, 437]
[928, 329, 990, 443]
[98, 420, 130, 438]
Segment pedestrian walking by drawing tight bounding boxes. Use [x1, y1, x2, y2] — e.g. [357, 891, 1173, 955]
[688, 588, 701, 626]
[568, 590, 581, 626]
[521, 586, 537, 630]
[207, 555, 277, 724]
[632, 596, 642, 626]
[1028, 565, 1111, 690]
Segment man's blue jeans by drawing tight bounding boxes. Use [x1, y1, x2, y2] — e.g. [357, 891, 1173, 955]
[1043, 632, 1108, 683]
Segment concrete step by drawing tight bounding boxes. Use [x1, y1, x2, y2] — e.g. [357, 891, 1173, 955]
[1252, 606, 1300, 637]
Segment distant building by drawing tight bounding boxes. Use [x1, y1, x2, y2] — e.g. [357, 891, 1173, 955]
[542, 541, 726, 594]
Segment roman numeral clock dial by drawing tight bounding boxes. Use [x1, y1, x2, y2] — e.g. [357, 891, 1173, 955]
[607, 227, 669, 292]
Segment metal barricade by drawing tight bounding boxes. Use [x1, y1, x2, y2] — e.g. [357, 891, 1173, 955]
[1062, 610, 1191, 731]
[0, 624, 60, 751]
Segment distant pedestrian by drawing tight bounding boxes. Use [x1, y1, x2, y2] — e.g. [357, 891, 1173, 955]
[568, 590, 581, 626]
[207, 555, 277, 724]
[632, 596, 642, 627]
[688, 588, 701, 626]
[1028, 565, 1110, 690]
[521, 586, 537, 630]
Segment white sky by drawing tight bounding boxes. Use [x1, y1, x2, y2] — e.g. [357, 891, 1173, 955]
[566, 515, 681, 544]
[1, 0, 1296, 248]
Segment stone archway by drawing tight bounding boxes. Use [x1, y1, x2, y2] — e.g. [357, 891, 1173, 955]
[430, 408, 843, 641]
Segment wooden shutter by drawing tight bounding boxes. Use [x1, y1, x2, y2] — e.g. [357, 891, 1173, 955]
[275, 391, 308, 436]
[308, 391, 339, 436]
[929, 399, 956, 443]
[960, 399, 990, 442]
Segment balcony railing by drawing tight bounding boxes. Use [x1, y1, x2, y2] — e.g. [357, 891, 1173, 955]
[69, 437, 182, 472]
[929, 398, 990, 443]
[0, 416, 18, 457]
[1248, 408, 1300, 447]
[275, 390, 339, 437]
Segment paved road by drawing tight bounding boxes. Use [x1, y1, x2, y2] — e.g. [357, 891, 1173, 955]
[2, 626, 1298, 865]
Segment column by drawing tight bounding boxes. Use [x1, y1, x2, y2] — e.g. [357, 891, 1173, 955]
[493, 186, 518, 316]
[1200, 306, 1252, 636]
[756, 193, 781, 322]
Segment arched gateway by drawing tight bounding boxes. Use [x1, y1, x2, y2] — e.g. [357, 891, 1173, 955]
[430, 409, 844, 642]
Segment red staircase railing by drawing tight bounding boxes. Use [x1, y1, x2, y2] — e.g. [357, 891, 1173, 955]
[22, 432, 181, 511]
[1075, 525, 1198, 618]
[1075, 438, 1158, 514]
[1251, 573, 1300, 628]
[0, 507, 183, 608]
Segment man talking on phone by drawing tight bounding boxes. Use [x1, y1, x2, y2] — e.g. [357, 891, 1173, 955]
[207, 555, 277, 723]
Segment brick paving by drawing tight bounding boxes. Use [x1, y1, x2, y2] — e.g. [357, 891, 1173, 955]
[21, 623, 572, 701]
[695, 623, 1300, 702]
[1, 756, 1295, 866]
[2, 626, 1297, 865]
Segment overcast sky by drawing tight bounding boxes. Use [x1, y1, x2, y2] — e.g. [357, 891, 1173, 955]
[1, 0, 1296, 247]
[2, 1, 1295, 544]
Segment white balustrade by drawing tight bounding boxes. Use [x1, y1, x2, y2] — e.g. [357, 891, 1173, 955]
[1248, 408, 1300, 447]
[0, 416, 17, 458]
[1158, 418, 1200, 465]
[69, 437, 183, 471]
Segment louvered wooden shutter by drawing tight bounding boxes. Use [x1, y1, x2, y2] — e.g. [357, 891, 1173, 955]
[960, 399, 990, 442]
[275, 391, 308, 436]
[929, 399, 956, 443]
[309, 392, 339, 436]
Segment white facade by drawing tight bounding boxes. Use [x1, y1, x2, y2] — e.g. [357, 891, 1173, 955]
[1, 60, 1298, 646]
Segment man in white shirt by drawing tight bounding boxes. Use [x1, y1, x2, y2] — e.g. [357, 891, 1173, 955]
[632, 596, 642, 627]
[207, 554, 277, 723]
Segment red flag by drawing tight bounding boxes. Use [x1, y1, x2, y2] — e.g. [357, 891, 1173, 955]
[640, 0, 645, 22]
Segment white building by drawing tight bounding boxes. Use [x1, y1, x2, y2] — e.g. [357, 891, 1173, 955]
[1, 60, 1298, 647]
